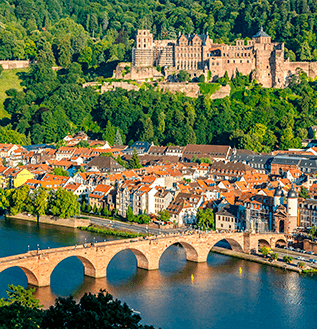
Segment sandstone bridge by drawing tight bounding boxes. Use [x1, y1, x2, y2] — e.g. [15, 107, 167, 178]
[0, 232, 286, 287]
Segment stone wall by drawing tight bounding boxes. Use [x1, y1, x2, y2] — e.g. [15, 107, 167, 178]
[303, 239, 317, 253]
[0, 60, 30, 69]
[100, 80, 231, 99]
[7, 213, 90, 228]
[113, 63, 164, 80]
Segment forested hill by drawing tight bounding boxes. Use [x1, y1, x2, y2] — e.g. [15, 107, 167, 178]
[1, 0, 317, 67]
[1, 0, 317, 153]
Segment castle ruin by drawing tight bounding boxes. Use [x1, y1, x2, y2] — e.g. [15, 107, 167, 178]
[114, 28, 317, 88]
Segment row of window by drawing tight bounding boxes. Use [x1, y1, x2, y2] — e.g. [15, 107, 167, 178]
[177, 53, 200, 58]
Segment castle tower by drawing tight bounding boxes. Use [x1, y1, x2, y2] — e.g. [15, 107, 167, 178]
[132, 30, 154, 67]
[286, 185, 298, 233]
[136, 29, 153, 50]
[273, 185, 284, 208]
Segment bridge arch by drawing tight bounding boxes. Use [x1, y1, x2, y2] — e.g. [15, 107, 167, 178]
[49, 254, 98, 281]
[159, 241, 200, 264]
[258, 238, 271, 249]
[211, 238, 244, 253]
[0, 265, 39, 287]
[274, 238, 287, 248]
[128, 248, 149, 269]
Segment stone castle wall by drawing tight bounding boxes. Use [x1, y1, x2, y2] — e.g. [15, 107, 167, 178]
[0, 60, 30, 69]
[101, 80, 230, 99]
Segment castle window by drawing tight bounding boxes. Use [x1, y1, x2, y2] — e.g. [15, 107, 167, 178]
[228, 60, 229, 63]
[144, 44, 146, 48]
[247, 60, 249, 63]
[240, 60, 242, 63]
[233, 60, 235, 63]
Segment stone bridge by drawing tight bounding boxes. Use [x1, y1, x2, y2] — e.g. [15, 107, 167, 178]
[0, 232, 286, 287]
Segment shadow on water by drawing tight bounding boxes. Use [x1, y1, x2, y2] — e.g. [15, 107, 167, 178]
[2, 217, 317, 329]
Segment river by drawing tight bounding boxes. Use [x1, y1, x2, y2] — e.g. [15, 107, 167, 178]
[0, 217, 316, 329]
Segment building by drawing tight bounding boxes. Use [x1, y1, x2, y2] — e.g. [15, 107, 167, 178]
[123, 28, 317, 88]
[215, 205, 242, 231]
[86, 156, 125, 173]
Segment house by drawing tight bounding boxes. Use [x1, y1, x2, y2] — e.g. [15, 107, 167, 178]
[122, 141, 152, 155]
[154, 187, 174, 214]
[64, 182, 90, 202]
[166, 192, 203, 226]
[165, 145, 184, 158]
[88, 184, 115, 210]
[86, 156, 125, 173]
[55, 147, 75, 161]
[182, 144, 231, 162]
[215, 205, 242, 231]
[6, 168, 34, 188]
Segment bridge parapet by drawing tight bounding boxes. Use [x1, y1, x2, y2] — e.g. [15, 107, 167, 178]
[0, 232, 286, 287]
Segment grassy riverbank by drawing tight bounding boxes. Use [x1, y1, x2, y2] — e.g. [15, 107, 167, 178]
[78, 225, 146, 238]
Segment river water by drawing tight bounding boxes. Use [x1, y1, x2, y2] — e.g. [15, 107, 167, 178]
[0, 217, 316, 329]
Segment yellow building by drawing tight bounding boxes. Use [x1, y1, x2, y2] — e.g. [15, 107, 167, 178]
[11, 169, 34, 188]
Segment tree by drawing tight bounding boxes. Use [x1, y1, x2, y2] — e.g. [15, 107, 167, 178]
[177, 70, 190, 82]
[283, 256, 293, 263]
[137, 212, 151, 224]
[42, 290, 155, 329]
[198, 74, 205, 83]
[128, 149, 142, 169]
[49, 188, 80, 219]
[57, 36, 72, 68]
[10, 186, 30, 216]
[0, 64, 3, 77]
[0, 189, 10, 211]
[102, 121, 116, 145]
[142, 117, 154, 142]
[260, 246, 270, 257]
[114, 129, 123, 146]
[52, 167, 69, 177]
[298, 262, 305, 268]
[196, 208, 214, 230]
[299, 186, 310, 199]
[81, 201, 86, 212]
[0, 285, 42, 308]
[0, 302, 43, 328]
[126, 205, 135, 221]
[157, 210, 170, 222]
[87, 204, 92, 212]
[309, 226, 317, 239]
[32, 188, 48, 220]
[270, 253, 278, 261]
[93, 204, 97, 213]
[0, 286, 155, 329]
[76, 140, 90, 148]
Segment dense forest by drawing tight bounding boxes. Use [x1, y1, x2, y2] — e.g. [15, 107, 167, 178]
[1, 0, 317, 151]
[2, 0, 317, 67]
[2, 64, 317, 152]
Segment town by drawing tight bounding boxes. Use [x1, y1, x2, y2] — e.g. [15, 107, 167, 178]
[1, 129, 317, 236]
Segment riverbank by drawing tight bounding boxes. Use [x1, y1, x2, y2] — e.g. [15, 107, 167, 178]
[78, 225, 147, 238]
[212, 246, 303, 273]
[6, 213, 90, 228]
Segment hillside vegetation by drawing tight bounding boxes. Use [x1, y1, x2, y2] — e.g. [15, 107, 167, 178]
[1, 0, 317, 151]
[0, 69, 26, 119]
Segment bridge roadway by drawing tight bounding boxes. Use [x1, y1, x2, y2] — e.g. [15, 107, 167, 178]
[0, 231, 286, 287]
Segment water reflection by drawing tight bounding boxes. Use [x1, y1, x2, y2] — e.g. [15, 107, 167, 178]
[1, 218, 317, 328]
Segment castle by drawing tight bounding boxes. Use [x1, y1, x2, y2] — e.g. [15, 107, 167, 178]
[114, 28, 317, 88]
